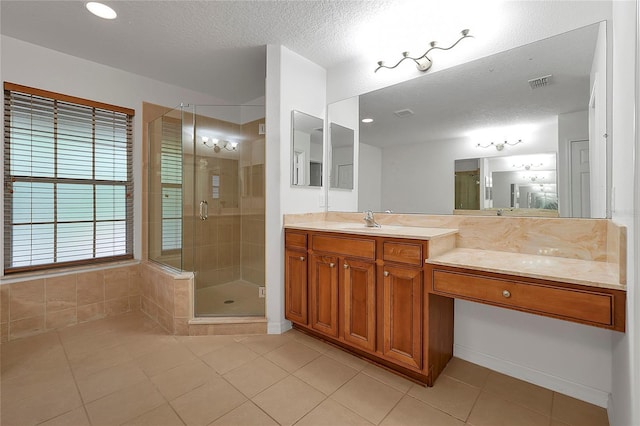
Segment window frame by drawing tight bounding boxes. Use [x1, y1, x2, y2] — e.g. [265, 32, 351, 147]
[3, 82, 135, 274]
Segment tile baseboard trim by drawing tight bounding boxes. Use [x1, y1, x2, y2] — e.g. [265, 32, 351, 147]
[453, 343, 610, 408]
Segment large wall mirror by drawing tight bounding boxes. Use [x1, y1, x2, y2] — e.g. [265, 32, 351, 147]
[328, 21, 609, 218]
[291, 110, 324, 187]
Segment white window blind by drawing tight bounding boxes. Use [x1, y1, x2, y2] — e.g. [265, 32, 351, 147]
[3, 82, 134, 273]
[160, 118, 182, 252]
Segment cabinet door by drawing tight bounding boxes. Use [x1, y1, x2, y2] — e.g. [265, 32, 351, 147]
[285, 249, 308, 324]
[343, 258, 376, 351]
[310, 254, 339, 337]
[382, 265, 423, 369]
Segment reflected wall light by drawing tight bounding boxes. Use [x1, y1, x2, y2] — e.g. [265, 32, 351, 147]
[202, 136, 237, 153]
[476, 139, 523, 151]
[375, 29, 472, 73]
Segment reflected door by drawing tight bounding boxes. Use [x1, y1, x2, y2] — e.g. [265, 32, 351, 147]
[454, 170, 480, 210]
[570, 140, 590, 218]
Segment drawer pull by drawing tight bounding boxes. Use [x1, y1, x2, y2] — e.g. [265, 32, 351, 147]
[343, 263, 349, 269]
[329, 262, 335, 268]
[384, 271, 389, 277]
[502, 290, 511, 298]
[299, 256, 305, 261]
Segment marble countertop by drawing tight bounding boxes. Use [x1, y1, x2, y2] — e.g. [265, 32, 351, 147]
[427, 248, 624, 291]
[284, 221, 458, 240]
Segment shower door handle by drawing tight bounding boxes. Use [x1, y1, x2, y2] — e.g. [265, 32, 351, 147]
[199, 200, 208, 220]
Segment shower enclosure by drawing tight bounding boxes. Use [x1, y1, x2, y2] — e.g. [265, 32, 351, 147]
[148, 104, 265, 317]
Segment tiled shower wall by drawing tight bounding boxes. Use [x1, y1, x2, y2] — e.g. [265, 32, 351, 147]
[0, 263, 141, 343]
[241, 213, 265, 286]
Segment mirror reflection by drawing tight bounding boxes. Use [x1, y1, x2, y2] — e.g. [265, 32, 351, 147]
[329, 22, 608, 218]
[455, 153, 558, 216]
[330, 123, 355, 190]
[291, 110, 324, 187]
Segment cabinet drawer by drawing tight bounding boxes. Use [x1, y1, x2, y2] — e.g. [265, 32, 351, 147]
[285, 231, 307, 250]
[383, 242, 423, 266]
[432, 270, 614, 327]
[311, 235, 375, 259]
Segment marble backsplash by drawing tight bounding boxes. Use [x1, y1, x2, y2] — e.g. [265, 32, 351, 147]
[284, 212, 626, 281]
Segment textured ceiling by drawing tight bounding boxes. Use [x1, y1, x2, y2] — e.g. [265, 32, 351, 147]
[0, 0, 408, 104]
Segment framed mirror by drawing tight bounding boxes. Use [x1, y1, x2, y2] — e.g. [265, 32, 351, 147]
[329, 123, 355, 190]
[328, 21, 609, 218]
[291, 110, 324, 187]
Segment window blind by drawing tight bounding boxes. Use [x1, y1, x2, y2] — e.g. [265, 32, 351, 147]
[3, 82, 134, 273]
[160, 118, 182, 252]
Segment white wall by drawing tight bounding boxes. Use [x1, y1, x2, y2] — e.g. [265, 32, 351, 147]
[265, 45, 327, 333]
[378, 119, 558, 214]
[0, 35, 232, 274]
[609, 1, 638, 425]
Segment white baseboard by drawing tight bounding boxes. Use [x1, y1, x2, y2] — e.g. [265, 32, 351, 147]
[454, 343, 610, 408]
[267, 319, 292, 334]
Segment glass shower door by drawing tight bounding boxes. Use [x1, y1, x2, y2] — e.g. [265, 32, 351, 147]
[190, 105, 265, 317]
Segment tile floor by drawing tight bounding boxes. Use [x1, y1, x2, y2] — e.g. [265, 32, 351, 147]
[0, 312, 609, 426]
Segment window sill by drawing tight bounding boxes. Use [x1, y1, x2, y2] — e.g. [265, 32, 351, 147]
[0, 259, 141, 285]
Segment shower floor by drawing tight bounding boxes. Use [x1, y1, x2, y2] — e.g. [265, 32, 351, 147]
[195, 280, 265, 317]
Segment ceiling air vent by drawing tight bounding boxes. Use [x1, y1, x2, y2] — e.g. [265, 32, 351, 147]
[393, 108, 415, 118]
[528, 74, 552, 89]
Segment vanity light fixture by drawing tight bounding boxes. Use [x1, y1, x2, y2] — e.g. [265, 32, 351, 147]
[203, 136, 237, 153]
[512, 162, 544, 170]
[86, 2, 117, 19]
[375, 29, 472, 73]
[476, 139, 523, 151]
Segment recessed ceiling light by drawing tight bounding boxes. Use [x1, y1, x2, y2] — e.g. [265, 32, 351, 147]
[361, 118, 374, 123]
[86, 2, 117, 19]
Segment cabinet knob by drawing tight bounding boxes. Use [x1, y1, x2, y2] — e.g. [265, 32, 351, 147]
[329, 262, 335, 268]
[384, 271, 389, 277]
[343, 263, 349, 269]
[502, 290, 511, 298]
[299, 256, 305, 261]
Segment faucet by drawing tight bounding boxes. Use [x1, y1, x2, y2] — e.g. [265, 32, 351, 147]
[363, 210, 381, 228]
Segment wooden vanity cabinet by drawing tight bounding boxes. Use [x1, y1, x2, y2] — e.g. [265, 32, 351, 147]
[284, 229, 454, 386]
[284, 232, 308, 324]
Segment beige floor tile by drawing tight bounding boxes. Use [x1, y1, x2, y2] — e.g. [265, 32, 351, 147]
[361, 363, 414, 393]
[150, 359, 219, 400]
[199, 341, 260, 374]
[209, 401, 278, 426]
[252, 375, 326, 426]
[122, 403, 186, 426]
[551, 393, 609, 426]
[467, 391, 550, 426]
[0, 380, 83, 426]
[176, 334, 237, 357]
[483, 371, 554, 416]
[223, 356, 288, 398]
[289, 330, 332, 353]
[37, 407, 90, 426]
[69, 343, 134, 378]
[75, 361, 148, 403]
[408, 375, 480, 421]
[135, 341, 197, 377]
[263, 340, 321, 373]
[323, 345, 369, 371]
[120, 331, 177, 358]
[85, 380, 165, 426]
[380, 395, 465, 426]
[442, 357, 492, 389]
[170, 376, 247, 426]
[239, 332, 293, 354]
[297, 398, 374, 426]
[294, 355, 359, 395]
[331, 373, 404, 424]
[1, 331, 66, 379]
[62, 329, 124, 362]
[551, 420, 572, 426]
[1, 367, 76, 404]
